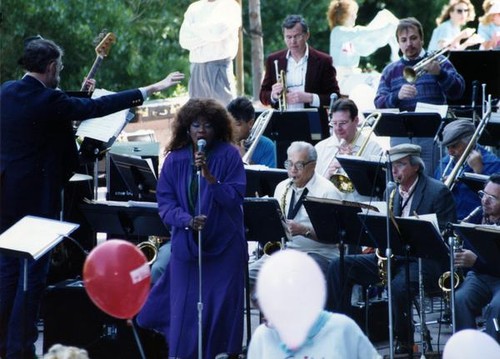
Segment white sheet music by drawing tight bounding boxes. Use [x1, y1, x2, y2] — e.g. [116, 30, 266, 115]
[0, 216, 79, 260]
[415, 102, 448, 118]
[76, 88, 132, 142]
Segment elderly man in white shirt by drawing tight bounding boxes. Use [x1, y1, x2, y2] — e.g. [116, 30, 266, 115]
[248, 141, 342, 287]
[179, 0, 241, 105]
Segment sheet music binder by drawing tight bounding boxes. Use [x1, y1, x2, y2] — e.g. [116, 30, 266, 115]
[303, 196, 378, 246]
[452, 223, 500, 276]
[358, 213, 449, 263]
[244, 166, 288, 197]
[0, 216, 79, 260]
[335, 155, 387, 199]
[243, 197, 287, 244]
[371, 112, 442, 138]
[80, 203, 169, 237]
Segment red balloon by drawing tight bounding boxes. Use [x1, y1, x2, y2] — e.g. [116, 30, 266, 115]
[83, 239, 151, 319]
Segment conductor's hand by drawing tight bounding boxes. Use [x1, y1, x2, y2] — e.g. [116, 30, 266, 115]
[454, 249, 477, 268]
[398, 84, 417, 100]
[190, 215, 207, 231]
[144, 71, 184, 97]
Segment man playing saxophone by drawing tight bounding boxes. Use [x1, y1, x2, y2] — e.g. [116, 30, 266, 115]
[325, 144, 456, 355]
[434, 119, 500, 220]
[315, 98, 383, 202]
[454, 173, 500, 343]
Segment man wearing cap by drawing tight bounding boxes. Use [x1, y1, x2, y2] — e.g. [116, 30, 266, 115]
[435, 119, 500, 220]
[325, 143, 456, 354]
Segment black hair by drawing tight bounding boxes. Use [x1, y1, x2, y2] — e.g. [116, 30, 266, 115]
[17, 37, 63, 73]
[226, 96, 255, 123]
[282, 15, 309, 33]
[488, 173, 500, 185]
[330, 98, 358, 119]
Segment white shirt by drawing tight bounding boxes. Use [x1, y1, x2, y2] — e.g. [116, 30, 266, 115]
[179, 0, 241, 63]
[285, 45, 320, 108]
[315, 133, 383, 203]
[247, 311, 382, 359]
[274, 173, 341, 260]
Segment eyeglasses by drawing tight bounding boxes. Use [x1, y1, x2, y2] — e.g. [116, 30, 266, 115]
[455, 8, 469, 14]
[328, 121, 351, 128]
[392, 161, 410, 169]
[190, 122, 213, 130]
[284, 160, 315, 171]
[478, 190, 498, 202]
[284, 33, 305, 42]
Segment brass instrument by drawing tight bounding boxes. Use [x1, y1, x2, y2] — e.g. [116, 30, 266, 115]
[403, 46, 450, 83]
[274, 60, 287, 112]
[242, 109, 274, 165]
[330, 111, 382, 193]
[376, 185, 398, 285]
[443, 99, 493, 190]
[137, 236, 162, 265]
[263, 241, 283, 256]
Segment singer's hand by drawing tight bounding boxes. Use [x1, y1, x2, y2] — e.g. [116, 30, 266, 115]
[194, 151, 217, 184]
[190, 215, 207, 231]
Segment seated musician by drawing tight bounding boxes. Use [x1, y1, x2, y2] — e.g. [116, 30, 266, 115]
[325, 143, 456, 354]
[248, 141, 341, 288]
[227, 96, 277, 167]
[315, 98, 383, 202]
[454, 173, 500, 343]
[435, 119, 500, 220]
[374, 17, 465, 176]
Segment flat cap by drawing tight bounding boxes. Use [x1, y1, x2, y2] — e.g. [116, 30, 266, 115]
[388, 144, 421, 162]
[442, 119, 475, 147]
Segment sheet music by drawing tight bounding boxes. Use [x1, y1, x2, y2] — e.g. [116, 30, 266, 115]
[0, 216, 79, 260]
[409, 213, 439, 232]
[86, 199, 158, 208]
[415, 102, 448, 118]
[76, 88, 132, 142]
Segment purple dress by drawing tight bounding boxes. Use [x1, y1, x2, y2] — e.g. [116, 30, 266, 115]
[137, 141, 247, 358]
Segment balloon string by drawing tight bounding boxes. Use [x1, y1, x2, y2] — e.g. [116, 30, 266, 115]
[131, 320, 147, 359]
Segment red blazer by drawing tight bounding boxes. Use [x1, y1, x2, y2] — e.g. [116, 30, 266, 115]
[259, 46, 340, 108]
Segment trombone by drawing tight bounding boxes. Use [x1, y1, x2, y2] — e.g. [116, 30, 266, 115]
[330, 111, 382, 193]
[241, 109, 273, 165]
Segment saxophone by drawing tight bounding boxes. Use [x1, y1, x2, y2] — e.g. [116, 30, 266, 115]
[376, 186, 397, 285]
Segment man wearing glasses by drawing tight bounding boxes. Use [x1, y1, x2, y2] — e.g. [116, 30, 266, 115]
[454, 173, 500, 343]
[434, 119, 500, 220]
[247, 141, 341, 288]
[315, 98, 383, 202]
[259, 14, 340, 110]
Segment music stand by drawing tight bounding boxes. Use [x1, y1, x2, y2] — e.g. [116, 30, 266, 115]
[479, 115, 500, 147]
[244, 166, 288, 197]
[453, 223, 500, 277]
[0, 216, 79, 358]
[108, 153, 158, 202]
[259, 109, 328, 167]
[372, 112, 442, 139]
[336, 155, 387, 199]
[80, 202, 169, 239]
[242, 197, 287, 343]
[458, 172, 488, 193]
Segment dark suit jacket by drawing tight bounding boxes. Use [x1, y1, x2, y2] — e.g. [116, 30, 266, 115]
[392, 174, 457, 231]
[0, 75, 144, 230]
[259, 46, 340, 108]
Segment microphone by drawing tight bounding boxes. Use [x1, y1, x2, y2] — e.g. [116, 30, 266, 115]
[328, 93, 339, 118]
[197, 138, 207, 153]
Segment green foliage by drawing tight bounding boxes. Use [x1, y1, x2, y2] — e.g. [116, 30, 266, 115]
[1, 0, 483, 98]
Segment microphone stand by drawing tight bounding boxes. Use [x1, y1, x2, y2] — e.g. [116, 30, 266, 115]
[197, 167, 203, 359]
[385, 155, 395, 359]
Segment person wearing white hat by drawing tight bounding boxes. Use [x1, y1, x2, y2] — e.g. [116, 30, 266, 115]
[478, 0, 500, 49]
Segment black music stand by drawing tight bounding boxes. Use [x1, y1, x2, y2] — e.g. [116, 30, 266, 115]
[372, 112, 442, 139]
[458, 172, 488, 193]
[259, 109, 328, 167]
[108, 153, 158, 202]
[479, 118, 500, 148]
[453, 224, 500, 277]
[336, 155, 387, 199]
[358, 212, 449, 354]
[80, 203, 169, 239]
[303, 196, 379, 298]
[243, 197, 287, 344]
[244, 166, 288, 197]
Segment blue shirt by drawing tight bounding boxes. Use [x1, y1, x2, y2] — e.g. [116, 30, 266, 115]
[252, 135, 277, 168]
